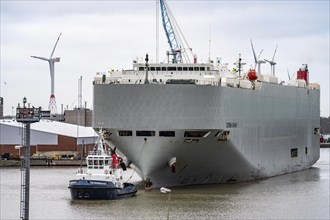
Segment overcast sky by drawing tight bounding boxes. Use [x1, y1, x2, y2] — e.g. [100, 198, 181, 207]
[1, 0, 329, 117]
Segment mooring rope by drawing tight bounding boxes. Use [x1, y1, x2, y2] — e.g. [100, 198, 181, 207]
[125, 140, 146, 182]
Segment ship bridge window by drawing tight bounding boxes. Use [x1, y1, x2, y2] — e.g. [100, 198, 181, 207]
[177, 67, 182, 71]
[136, 130, 155, 136]
[184, 131, 210, 138]
[200, 67, 205, 71]
[150, 67, 155, 71]
[159, 131, 175, 137]
[99, 159, 104, 169]
[118, 130, 132, 136]
[139, 67, 144, 71]
[194, 67, 200, 71]
[167, 67, 176, 71]
[88, 160, 93, 169]
[189, 67, 193, 71]
[156, 67, 161, 71]
[162, 67, 166, 71]
[183, 67, 188, 71]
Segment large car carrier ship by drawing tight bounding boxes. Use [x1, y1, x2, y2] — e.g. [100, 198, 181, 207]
[92, 0, 320, 189]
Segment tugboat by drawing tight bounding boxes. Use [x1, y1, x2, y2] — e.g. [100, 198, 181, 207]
[68, 129, 137, 200]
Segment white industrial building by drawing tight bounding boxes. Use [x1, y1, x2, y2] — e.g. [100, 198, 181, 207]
[0, 119, 98, 159]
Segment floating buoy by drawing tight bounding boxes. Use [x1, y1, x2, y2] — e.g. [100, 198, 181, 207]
[160, 187, 171, 194]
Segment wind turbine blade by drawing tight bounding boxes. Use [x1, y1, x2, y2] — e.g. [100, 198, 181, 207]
[272, 44, 278, 61]
[50, 33, 62, 59]
[250, 39, 257, 63]
[257, 49, 263, 60]
[31, 56, 49, 61]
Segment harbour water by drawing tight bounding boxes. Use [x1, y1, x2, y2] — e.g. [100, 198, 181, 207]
[1, 148, 329, 220]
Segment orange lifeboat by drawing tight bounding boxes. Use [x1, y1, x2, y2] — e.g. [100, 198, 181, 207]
[248, 69, 258, 81]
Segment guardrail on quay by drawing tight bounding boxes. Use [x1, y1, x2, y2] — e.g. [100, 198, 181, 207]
[0, 159, 87, 167]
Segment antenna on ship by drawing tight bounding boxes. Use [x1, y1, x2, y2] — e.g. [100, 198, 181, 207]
[265, 44, 278, 76]
[238, 54, 242, 77]
[233, 54, 246, 78]
[250, 39, 266, 75]
[144, 53, 149, 84]
[208, 24, 212, 64]
[31, 33, 62, 116]
[156, 0, 159, 63]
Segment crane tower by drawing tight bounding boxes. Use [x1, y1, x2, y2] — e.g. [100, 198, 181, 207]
[159, 0, 193, 63]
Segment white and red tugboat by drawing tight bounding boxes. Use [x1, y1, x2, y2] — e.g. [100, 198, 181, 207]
[68, 129, 137, 200]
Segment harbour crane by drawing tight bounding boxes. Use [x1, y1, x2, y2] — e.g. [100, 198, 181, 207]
[159, 0, 193, 63]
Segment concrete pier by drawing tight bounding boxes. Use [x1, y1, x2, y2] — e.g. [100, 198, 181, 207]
[0, 159, 86, 167]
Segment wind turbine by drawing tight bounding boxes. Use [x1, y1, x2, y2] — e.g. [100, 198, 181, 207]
[265, 44, 278, 76]
[250, 39, 266, 74]
[31, 33, 62, 115]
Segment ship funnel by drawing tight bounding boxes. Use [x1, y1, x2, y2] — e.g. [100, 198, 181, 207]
[297, 64, 309, 83]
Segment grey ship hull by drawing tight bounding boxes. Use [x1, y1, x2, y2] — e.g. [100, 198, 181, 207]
[93, 83, 320, 189]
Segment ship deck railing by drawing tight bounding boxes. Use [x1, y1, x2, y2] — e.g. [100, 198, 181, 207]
[93, 75, 320, 91]
[88, 150, 110, 156]
[93, 77, 220, 86]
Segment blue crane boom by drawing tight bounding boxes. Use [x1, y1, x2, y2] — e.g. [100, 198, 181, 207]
[160, 0, 182, 63]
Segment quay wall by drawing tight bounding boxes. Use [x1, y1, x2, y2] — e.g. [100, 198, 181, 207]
[0, 159, 86, 167]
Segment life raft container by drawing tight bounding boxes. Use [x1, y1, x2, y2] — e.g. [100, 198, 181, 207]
[248, 69, 258, 81]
